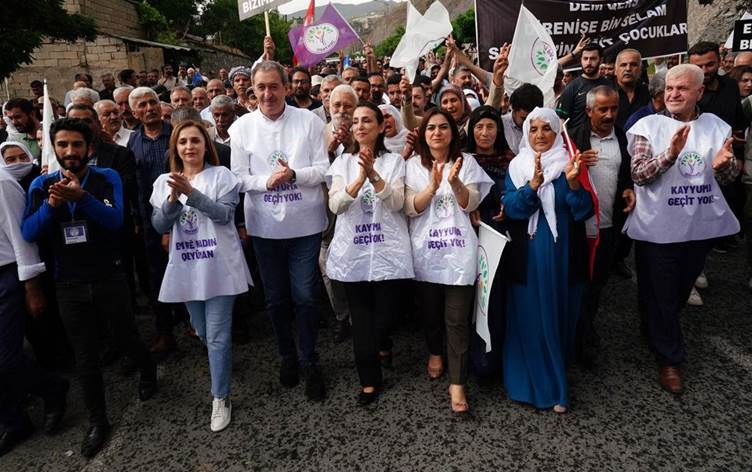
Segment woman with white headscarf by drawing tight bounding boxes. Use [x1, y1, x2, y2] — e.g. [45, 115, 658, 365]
[378, 104, 409, 155]
[501, 107, 593, 414]
[0, 141, 41, 191]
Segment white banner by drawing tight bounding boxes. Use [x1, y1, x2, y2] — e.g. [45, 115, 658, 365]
[474, 222, 508, 353]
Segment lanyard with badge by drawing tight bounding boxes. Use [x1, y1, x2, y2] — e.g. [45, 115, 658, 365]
[61, 170, 90, 245]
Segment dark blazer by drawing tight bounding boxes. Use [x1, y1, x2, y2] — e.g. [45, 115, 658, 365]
[570, 120, 633, 233]
[92, 139, 139, 228]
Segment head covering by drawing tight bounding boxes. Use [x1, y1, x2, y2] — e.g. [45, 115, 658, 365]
[311, 75, 324, 87]
[465, 105, 508, 154]
[437, 85, 471, 127]
[229, 66, 252, 82]
[378, 104, 408, 154]
[507, 107, 569, 241]
[0, 141, 36, 180]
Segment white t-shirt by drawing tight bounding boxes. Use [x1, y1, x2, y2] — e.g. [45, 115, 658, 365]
[229, 105, 329, 239]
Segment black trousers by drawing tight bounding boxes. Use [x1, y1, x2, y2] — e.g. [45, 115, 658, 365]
[143, 229, 173, 336]
[634, 240, 710, 367]
[24, 271, 74, 369]
[342, 280, 400, 388]
[56, 272, 153, 425]
[0, 264, 65, 433]
[416, 282, 474, 385]
[578, 227, 616, 354]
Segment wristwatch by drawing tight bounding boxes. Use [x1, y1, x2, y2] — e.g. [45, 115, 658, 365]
[369, 174, 382, 183]
[289, 169, 297, 183]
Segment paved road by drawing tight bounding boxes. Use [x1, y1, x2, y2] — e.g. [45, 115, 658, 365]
[3, 248, 751, 472]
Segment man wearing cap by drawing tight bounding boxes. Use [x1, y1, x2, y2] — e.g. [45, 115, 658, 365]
[229, 66, 253, 112]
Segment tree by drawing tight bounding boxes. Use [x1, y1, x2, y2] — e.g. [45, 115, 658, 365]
[374, 26, 405, 58]
[137, 1, 177, 44]
[198, 0, 294, 63]
[1, 0, 97, 79]
[451, 8, 475, 46]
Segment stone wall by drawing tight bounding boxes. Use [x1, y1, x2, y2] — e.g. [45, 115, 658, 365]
[80, 0, 144, 39]
[688, 0, 748, 44]
[7, 36, 131, 102]
[195, 48, 252, 77]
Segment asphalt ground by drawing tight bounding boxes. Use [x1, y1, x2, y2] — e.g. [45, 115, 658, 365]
[2, 246, 751, 472]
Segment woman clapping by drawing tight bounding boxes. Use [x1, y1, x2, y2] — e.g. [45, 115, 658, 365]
[150, 121, 252, 431]
[326, 102, 414, 406]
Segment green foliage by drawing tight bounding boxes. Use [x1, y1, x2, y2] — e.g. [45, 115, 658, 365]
[451, 8, 475, 46]
[137, 1, 175, 43]
[1, 0, 97, 79]
[198, 0, 294, 63]
[146, 0, 199, 32]
[374, 26, 405, 58]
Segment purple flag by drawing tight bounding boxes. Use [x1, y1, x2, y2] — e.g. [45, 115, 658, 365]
[288, 4, 360, 67]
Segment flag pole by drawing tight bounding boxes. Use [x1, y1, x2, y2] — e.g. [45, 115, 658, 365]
[264, 11, 271, 36]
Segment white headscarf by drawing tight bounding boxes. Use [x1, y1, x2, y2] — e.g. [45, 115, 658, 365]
[378, 104, 408, 154]
[0, 141, 35, 180]
[508, 107, 569, 241]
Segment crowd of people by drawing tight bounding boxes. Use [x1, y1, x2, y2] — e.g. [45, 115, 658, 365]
[0, 33, 748, 459]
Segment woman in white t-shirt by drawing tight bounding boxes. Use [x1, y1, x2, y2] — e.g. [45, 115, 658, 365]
[404, 108, 492, 416]
[150, 120, 252, 432]
[326, 102, 414, 406]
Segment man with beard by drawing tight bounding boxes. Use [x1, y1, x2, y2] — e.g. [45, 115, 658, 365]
[599, 58, 616, 83]
[287, 68, 323, 111]
[342, 66, 359, 84]
[158, 64, 179, 91]
[570, 86, 635, 368]
[368, 72, 387, 104]
[21, 118, 157, 457]
[351, 76, 371, 103]
[386, 74, 403, 110]
[615, 49, 650, 128]
[219, 68, 228, 81]
[5, 99, 41, 161]
[126, 87, 176, 355]
[146, 69, 169, 102]
[94, 99, 132, 147]
[557, 44, 614, 129]
[113, 86, 139, 130]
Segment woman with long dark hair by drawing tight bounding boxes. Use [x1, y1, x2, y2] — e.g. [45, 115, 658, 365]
[326, 101, 413, 405]
[151, 120, 252, 431]
[404, 108, 492, 415]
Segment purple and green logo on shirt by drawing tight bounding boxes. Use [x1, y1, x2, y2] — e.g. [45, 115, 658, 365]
[677, 151, 704, 177]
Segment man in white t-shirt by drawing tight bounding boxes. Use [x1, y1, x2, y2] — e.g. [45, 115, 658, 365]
[626, 64, 739, 395]
[229, 61, 329, 401]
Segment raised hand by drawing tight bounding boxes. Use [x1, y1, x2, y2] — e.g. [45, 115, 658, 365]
[448, 156, 463, 187]
[492, 43, 511, 87]
[712, 138, 735, 170]
[668, 125, 690, 160]
[429, 161, 444, 193]
[580, 149, 598, 167]
[358, 147, 376, 177]
[529, 152, 544, 191]
[167, 172, 193, 197]
[573, 34, 589, 56]
[263, 36, 276, 60]
[565, 153, 582, 189]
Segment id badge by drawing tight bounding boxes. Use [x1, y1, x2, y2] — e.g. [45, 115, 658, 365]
[62, 220, 89, 245]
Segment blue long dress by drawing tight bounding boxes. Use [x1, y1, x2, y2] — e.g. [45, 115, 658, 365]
[501, 173, 593, 409]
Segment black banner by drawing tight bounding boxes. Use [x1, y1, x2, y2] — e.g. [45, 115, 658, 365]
[732, 19, 752, 52]
[475, 0, 688, 70]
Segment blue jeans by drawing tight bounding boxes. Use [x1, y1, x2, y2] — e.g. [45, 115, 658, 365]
[185, 295, 235, 398]
[251, 233, 322, 368]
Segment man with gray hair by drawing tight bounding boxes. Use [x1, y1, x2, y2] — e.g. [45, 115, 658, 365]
[94, 99, 132, 147]
[314, 74, 340, 123]
[570, 85, 635, 368]
[615, 48, 649, 128]
[230, 60, 329, 401]
[113, 85, 138, 130]
[624, 72, 666, 131]
[126, 86, 177, 355]
[69, 88, 101, 108]
[211, 95, 236, 145]
[625, 63, 739, 394]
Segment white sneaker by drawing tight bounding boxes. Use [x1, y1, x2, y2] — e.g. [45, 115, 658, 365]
[695, 272, 708, 289]
[687, 287, 703, 306]
[210, 397, 231, 432]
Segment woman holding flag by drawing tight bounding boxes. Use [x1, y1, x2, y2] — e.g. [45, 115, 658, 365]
[501, 107, 593, 413]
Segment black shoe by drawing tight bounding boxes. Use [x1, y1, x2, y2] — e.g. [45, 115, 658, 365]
[303, 365, 326, 401]
[333, 319, 350, 344]
[613, 260, 633, 279]
[138, 361, 158, 401]
[279, 358, 299, 388]
[43, 379, 69, 435]
[80, 423, 110, 458]
[357, 387, 381, 406]
[0, 424, 34, 457]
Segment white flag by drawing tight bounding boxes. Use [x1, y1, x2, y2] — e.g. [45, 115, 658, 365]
[389, 1, 453, 83]
[504, 6, 559, 108]
[474, 222, 508, 353]
[41, 80, 57, 170]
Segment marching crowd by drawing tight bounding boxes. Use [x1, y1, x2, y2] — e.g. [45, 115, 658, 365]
[0, 34, 748, 459]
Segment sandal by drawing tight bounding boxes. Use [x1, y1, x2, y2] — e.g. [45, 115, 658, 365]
[553, 404, 568, 414]
[448, 386, 471, 416]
